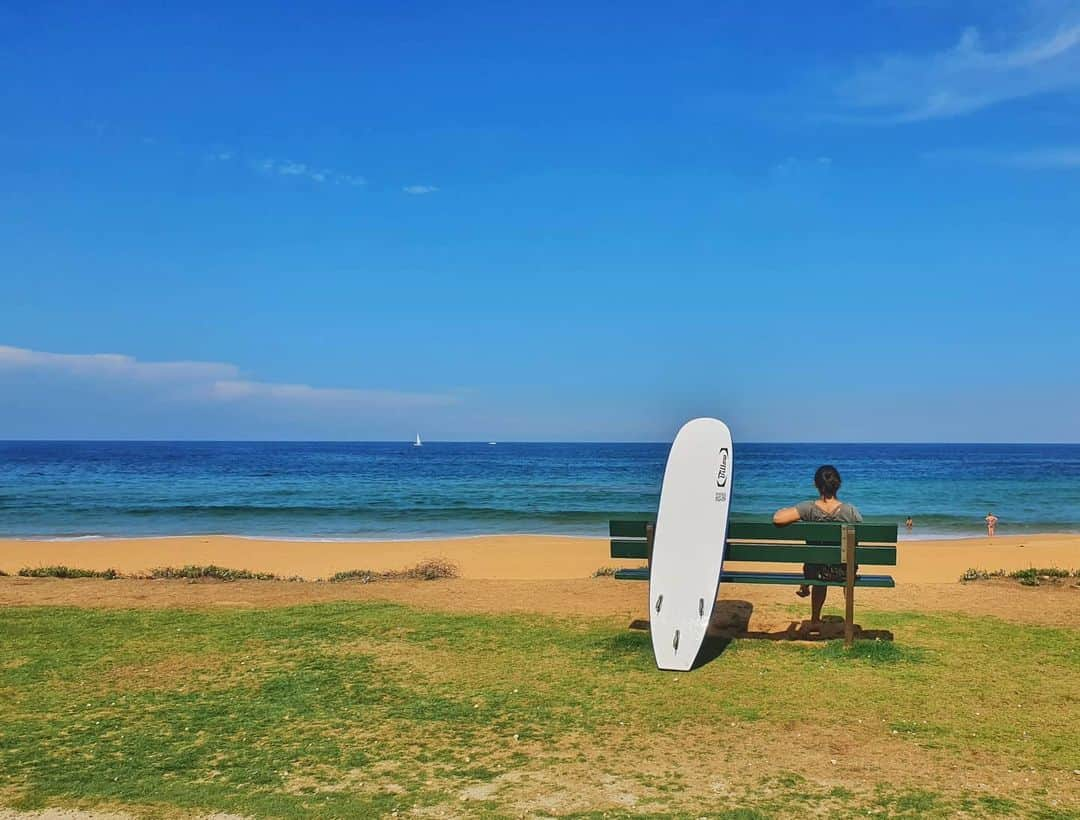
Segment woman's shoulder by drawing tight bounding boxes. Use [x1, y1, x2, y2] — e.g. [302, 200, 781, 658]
[838, 502, 864, 522]
[795, 500, 822, 519]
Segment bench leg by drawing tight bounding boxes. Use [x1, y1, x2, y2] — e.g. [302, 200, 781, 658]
[645, 522, 655, 577]
[843, 525, 856, 648]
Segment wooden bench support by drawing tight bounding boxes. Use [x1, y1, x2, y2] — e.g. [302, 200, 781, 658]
[843, 524, 856, 649]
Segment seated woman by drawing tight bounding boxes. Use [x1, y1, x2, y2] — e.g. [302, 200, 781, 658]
[772, 464, 862, 629]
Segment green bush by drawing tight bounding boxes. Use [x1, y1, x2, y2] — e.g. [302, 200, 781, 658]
[959, 568, 1005, 582]
[17, 566, 120, 579]
[1006, 567, 1078, 587]
[148, 565, 279, 581]
[329, 559, 457, 583]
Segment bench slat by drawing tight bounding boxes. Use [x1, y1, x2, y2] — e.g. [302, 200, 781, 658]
[610, 520, 898, 544]
[612, 568, 895, 588]
[730, 522, 895, 543]
[609, 519, 656, 538]
[726, 543, 897, 566]
[610, 540, 896, 565]
[723, 571, 896, 588]
[610, 539, 649, 558]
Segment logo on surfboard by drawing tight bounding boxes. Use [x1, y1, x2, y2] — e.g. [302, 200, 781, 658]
[716, 448, 729, 488]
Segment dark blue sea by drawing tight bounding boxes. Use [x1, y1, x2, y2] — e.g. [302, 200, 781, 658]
[1, 441, 1078, 540]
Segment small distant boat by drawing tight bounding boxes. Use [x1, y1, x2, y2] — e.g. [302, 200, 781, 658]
[413, 433, 422, 447]
[488, 441, 497, 445]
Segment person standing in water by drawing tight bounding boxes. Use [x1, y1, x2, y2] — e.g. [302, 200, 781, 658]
[773, 465, 862, 630]
[905, 516, 913, 532]
[985, 512, 998, 537]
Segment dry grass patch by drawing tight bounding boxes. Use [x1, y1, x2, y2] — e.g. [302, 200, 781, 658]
[328, 559, 458, 583]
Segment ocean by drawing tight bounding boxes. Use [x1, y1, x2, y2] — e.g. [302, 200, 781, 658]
[1, 441, 1078, 540]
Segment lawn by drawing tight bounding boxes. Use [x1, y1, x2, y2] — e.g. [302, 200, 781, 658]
[1, 601, 1077, 818]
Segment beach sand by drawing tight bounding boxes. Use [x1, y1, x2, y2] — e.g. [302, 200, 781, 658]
[1, 532, 1077, 583]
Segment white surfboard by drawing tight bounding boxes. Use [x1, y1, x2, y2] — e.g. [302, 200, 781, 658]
[649, 418, 733, 671]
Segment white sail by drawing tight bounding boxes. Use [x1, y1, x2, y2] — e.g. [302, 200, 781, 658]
[414, 433, 422, 447]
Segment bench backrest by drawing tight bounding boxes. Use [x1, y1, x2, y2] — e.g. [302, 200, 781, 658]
[610, 519, 898, 566]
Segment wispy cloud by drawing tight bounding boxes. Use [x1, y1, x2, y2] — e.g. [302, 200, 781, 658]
[0, 345, 457, 411]
[837, 12, 1080, 122]
[207, 151, 366, 186]
[253, 158, 367, 187]
[770, 156, 833, 178]
[923, 145, 1080, 169]
[1003, 146, 1080, 169]
[402, 185, 439, 195]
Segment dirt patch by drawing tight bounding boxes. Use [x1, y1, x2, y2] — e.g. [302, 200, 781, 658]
[106, 652, 262, 695]
[422, 722, 1080, 817]
[2, 576, 1077, 629]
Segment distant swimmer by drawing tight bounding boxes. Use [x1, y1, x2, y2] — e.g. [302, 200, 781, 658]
[985, 512, 998, 537]
[905, 516, 913, 532]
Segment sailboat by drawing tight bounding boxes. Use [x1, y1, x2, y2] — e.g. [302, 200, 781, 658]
[413, 433, 423, 447]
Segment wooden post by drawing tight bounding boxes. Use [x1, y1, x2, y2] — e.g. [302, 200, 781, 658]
[843, 524, 856, 648]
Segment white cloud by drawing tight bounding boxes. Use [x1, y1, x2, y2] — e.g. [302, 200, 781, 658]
[254, 158, 367, 187]
[1003, 146, 1080, 168]
[837, 13, 1080, 121]
[402, 185, 439, 195]
[770, 156, 833, 177]
[0, 345, 457, 411]
[0, 345, 236, 383]
[923, 145, 1080, 169]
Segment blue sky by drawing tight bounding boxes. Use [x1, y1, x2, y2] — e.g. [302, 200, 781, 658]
[2, 0, 1078, 441]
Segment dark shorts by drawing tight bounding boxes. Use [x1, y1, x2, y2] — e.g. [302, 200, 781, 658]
[802, 563, 856, 582]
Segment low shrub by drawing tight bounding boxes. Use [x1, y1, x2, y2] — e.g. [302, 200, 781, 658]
[593, 566, 617, 577]
[1007, 567, 1074, 587]
[17, 566, 120, 579]
[148, 565, 279, 581]
[959, 568, 1005, 582]
[329, 558, 458, 583]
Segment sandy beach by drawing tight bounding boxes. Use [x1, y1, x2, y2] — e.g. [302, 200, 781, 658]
[2, 532, 1078, 583]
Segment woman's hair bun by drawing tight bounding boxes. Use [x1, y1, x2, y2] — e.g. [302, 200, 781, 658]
[814, 464, 842, 498]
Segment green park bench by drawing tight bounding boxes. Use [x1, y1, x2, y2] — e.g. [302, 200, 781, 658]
[608, 519, 898, 647]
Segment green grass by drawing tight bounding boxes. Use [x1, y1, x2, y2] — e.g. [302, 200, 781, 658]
[0, 602, 1076, 818]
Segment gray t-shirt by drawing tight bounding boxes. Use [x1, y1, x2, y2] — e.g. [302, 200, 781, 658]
[795, 500, 863, 523]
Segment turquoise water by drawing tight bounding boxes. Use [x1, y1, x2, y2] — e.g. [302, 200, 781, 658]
[1, 441, 1078, 540]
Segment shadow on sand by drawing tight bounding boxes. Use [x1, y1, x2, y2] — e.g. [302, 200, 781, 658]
[629, 600, 895, 670]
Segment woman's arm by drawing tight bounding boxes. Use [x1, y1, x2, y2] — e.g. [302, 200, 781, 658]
[773, 506, 801, 526]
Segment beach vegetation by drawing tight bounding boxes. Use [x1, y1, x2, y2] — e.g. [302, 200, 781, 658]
[960, 566, 1079, 585]
[328, 558, 457, 583]
[1007, 567, 1076, 587]
[0, 601, 1075, 818]
[17, 565, 120, 579]
[148, 565, 283, 581]
[959, 567, 1005, 582]
[592, 566, 618, 577]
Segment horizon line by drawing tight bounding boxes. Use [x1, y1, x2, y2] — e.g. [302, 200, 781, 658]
[2, 439, 1079, 446]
